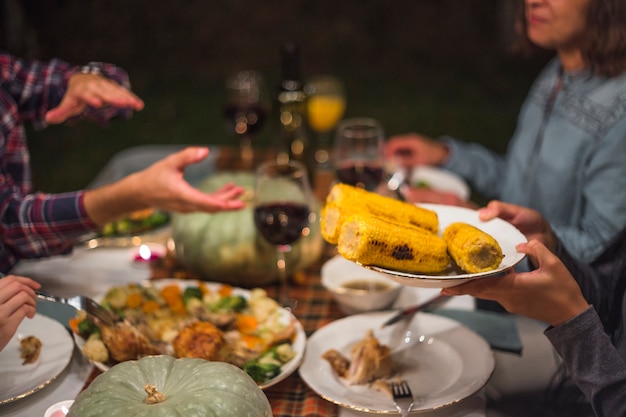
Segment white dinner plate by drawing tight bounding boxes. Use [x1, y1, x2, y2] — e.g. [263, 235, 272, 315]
[73, 279, 306, 390]
[410, 166, 470, 200]
[0, 314, 74, 404]
[357, 203, 527, 288]
[299, 311, 495, 413]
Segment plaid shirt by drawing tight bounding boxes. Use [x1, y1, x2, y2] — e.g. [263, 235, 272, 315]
[0, 53, 134, 273]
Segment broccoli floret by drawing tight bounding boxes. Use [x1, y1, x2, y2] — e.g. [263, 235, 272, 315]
[214, 295, 248, 312]
[183, 287, 203, 304]
[77, 318, 100, 337]
[243, 361, 282, 383]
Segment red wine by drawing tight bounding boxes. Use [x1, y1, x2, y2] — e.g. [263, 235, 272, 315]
[254, 202, 309, 246]
[224, 104, 267, 137]
[335, 163, 383, 191]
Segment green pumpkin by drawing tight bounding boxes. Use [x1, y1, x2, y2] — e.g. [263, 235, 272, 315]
[67, 356, 272, 417]
[171, 172, 324, 287]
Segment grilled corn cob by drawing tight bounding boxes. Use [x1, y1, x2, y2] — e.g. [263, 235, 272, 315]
[321, 183, 439, 244]
[320, 203, 344, 244]
[337, 213, 450, 274]
[443, 222, 504, 273]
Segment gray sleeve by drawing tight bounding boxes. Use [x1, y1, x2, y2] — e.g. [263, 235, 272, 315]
[545, 307, 626, 417]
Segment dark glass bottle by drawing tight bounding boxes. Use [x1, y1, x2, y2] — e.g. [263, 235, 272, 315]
[276, 43, 315, 185]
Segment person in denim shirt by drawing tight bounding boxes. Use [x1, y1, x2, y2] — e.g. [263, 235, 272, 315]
[444, 200, 626, 417]
[386, 0, 626, 264]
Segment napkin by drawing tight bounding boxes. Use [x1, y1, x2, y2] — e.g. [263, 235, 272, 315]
[432, 308, 523, 354]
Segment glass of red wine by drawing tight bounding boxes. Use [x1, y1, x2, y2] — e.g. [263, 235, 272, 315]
[332, 117, 385, 191]
[253, 159, 313, 309]
[223, 70, 268, 170]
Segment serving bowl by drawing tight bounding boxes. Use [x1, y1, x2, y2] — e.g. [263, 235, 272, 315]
[321, 255, 402, 315]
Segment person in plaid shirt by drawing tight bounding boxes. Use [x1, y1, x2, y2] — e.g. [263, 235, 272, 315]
[0, 53, 245, 274]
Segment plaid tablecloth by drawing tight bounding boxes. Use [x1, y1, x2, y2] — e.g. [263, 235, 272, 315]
[81, 251, 344, 417]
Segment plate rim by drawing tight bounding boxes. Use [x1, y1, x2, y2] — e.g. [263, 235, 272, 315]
[299, 310, 495, 413]
[72, 278, 306, 389]
[0, 313, 74, 405]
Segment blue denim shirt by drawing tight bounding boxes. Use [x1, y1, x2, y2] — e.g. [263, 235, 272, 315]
[442, 58, 626, 263]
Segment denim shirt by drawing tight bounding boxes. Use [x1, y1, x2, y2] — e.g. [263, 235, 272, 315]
[442, 58, 626, 262]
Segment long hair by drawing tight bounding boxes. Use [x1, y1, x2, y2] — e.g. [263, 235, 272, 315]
[514, 0, 626, 77]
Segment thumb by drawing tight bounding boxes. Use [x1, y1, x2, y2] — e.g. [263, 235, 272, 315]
[45, 100, 85, 124]
[516, 240, 553, 269]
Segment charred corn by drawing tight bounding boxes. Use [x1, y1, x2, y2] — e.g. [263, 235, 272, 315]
[321, 183, 439, 245]
[443, 222, 504, 273]
[337, 213, 450, 274]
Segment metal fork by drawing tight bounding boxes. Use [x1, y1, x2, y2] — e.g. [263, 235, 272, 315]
[390, 379, 414, 417]
[36, 290, 118, 326]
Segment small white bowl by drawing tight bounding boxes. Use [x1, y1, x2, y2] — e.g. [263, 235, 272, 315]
[44, 400, 74, 417]
[321, 255, 402, 315]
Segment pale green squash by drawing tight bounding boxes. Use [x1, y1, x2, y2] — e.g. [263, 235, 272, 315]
[67, 356, 272, 417]
[171, 172, 324, 287]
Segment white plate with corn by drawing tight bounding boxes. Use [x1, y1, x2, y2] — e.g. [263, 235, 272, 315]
[350, 203, 526, 288]
[321, 183, 527, 288]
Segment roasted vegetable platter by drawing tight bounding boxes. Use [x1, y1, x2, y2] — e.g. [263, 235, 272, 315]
[70, 279, 306, 389]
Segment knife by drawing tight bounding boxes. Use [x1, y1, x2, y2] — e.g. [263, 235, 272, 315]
[381, 294, 451, 328]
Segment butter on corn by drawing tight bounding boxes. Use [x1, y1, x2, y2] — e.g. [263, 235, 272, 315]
[321, 183, 439, 245]
[337, 213, 450, 274]
[443, 222, 504, 273]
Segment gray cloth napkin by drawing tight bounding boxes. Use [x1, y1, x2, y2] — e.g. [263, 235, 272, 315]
[432, 308, 523, 354]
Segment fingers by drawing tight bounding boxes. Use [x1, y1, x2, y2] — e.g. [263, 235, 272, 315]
[174, 185, 246, 213]
[45, 74, 144, 124]
[167, 147, 211, 169]
[0, 276, 40, 304]
[441, 273, 511, 299]
[477, 200, 517, 222]
[0, 276, 39, 333]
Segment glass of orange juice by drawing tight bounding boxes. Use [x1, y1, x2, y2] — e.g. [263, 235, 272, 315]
[305, 75, 346, 168]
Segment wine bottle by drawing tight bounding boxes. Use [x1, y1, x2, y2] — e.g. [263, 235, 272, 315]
[275, 43, 315, 185]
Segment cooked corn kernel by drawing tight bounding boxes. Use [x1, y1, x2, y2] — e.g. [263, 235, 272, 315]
[337, 213, 450, 274]
[321, 183, 439, 245]
[443, 222, 504, 273]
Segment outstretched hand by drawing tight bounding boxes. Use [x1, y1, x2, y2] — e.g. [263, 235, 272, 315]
[442, 240, 589, 327]
[135, 146, 246, 213]
[0, 275, 40, 352]
[84, 147, 246, 227]
[384, 133, 449, 166]
[45, 73, 144, 124]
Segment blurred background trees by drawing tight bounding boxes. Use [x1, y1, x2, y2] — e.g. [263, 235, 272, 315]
[0, 0, 550, 192]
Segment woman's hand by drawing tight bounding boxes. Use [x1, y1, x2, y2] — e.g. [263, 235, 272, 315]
[384, 133, 449, 166]
[442, 240, 589, 327]
[478, 200, 557, 252]
[45, 73, 144, 124]
[0, 275, 41, 352]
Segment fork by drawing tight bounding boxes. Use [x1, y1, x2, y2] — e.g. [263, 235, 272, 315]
[390, 379, 415, 417]
[36, 290, 118, 326]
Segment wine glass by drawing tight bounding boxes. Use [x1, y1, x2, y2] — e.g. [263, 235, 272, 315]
[304, 75, 347, 168]
[223, 70, 268, 170]
[253, 160, 314, 309]
[332, 117, 385, 191]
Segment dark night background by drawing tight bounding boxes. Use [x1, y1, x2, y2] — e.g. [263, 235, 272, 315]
[1, 0, 551, 193]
